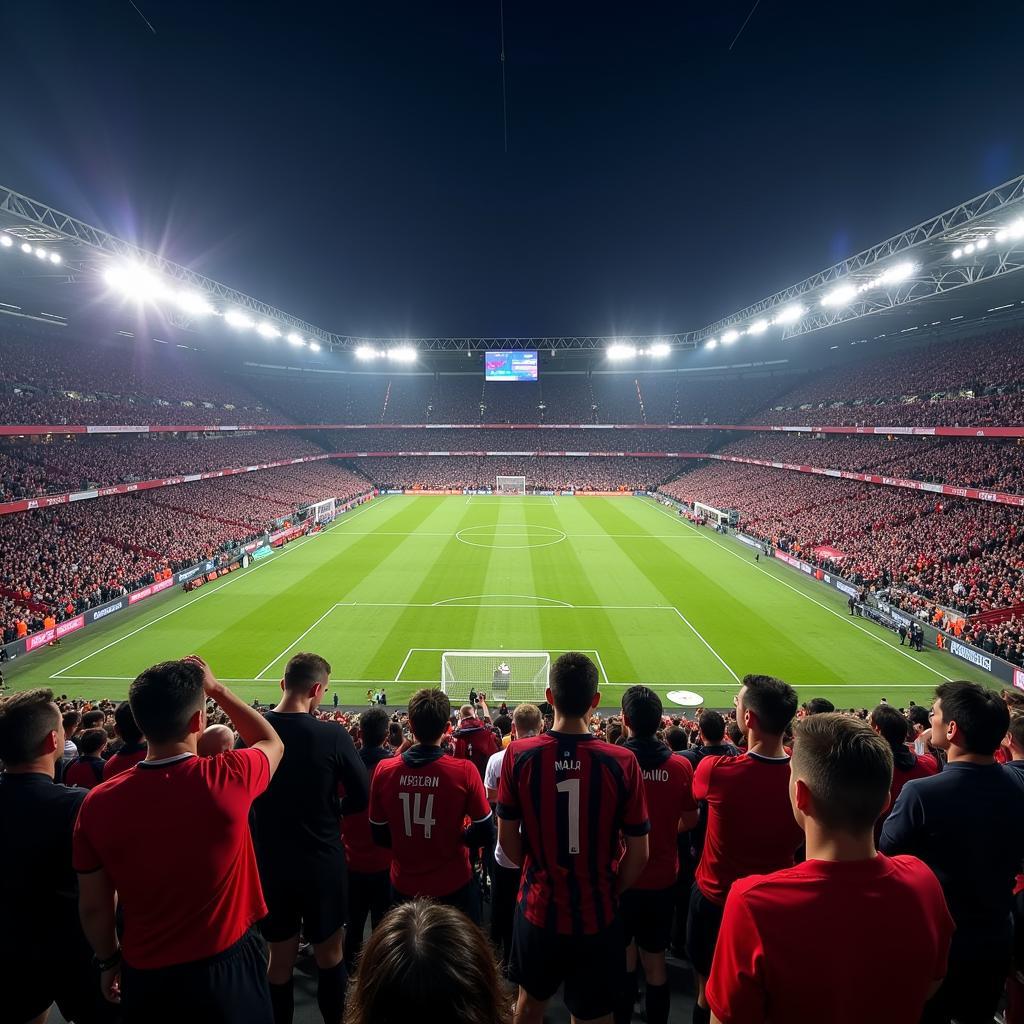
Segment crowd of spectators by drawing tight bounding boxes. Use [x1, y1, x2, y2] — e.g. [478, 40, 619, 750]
[0, 462, 372, 645]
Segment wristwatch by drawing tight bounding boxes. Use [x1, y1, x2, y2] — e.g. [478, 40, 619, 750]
[92, 948, 122, 972]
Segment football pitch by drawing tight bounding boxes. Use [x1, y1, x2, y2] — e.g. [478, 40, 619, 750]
[9, 494, 993, 709]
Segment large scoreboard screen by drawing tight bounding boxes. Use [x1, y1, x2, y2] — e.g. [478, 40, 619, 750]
[485, 350, 538, 382]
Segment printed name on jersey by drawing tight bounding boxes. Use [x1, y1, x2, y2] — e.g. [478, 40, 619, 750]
[399, 774, 441, 787]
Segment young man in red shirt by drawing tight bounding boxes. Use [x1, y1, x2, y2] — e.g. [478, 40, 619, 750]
[65, 728, 109, 789]
[688, 674, 802, 1024]
[616, 686, 698, 1024]
[453, 695, 500, 778]
[102, 701, 146, 780]
[498, 652, 650, 1024]
[74, 657, 284, 1024]
[369, 687, 493, 922]
[707, 713, 954, 1024]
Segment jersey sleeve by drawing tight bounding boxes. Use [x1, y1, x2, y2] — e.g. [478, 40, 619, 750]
[212, 746, 271, 799]
[336, 727, 370, 815]
[705, 885, 767, 1024]
[878, 780, 926, 856]
[466, 762, 493, 822]
[692, 753, 717, 802]
[621, 753, 650, 837]
[72, 792, 102, 873]
[496, 744, 522, 820]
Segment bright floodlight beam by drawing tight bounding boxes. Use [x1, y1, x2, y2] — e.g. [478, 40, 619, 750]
[176, 291, 215, 316]
[287, 332, 305, 346]
[256, 321, 281, 339]
[0, 235, 12, 248]
[308, 341, 321, 352]
[49, 252, 62, 265]
[103, 263, 170, 303]
[607, 343, 638, 360]
[705, 338, 718, 350]
[224, 308, 255, 330]
[20, 243, 32, 254]
[773, 303, 804, 325]
[748, 319, 769, 335]
[877, 261, 915, 285]
[388, 347, 417, 362]
[821, 283, 857, 307]
[649, 342, 671, 357]
[355, 345, 378, 360]
[721, 329, 739, 345]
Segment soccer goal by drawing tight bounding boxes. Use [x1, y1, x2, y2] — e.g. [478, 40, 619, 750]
[496, 475, 526, 495]
[441, 651, 550, 703]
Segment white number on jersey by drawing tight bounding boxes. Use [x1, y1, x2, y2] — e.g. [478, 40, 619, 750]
[399, 792, 436, 839]
[556, 778, 581, 854]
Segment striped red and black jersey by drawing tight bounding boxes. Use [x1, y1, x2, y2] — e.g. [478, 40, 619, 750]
[497, 730, 650, 936]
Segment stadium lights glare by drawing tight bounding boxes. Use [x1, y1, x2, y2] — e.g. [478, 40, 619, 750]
[308, 341, 321, 352]
[388, 347, 417, 362]
[877, 261, 915, 286]
[649, 342, 671, 357]
[952, 247, 963, 259]
[256, 321, 281, 340]
[976, 238, 988, 251]
[607, 343, 638, 360]
[772, 303, 804, 325]
[20, 243, 32, 254]
[705, 338, 718, 350]
[1011, 219, 1024, 239]
[103, 263, 171, 303]
[224, 308, 255, 330]
[747, 319, 769, 335]
[721, 329, 740, 345]
[821, 284, 857, 307]
[0, 235, 12, 248]
[175, 291, 215, 317]
[35, 247, 47, 260]
[49, 252, 61, 265]
[287, 332, 305, 346]
[964, 243, 975, 255]
[355, 345, 379, 360]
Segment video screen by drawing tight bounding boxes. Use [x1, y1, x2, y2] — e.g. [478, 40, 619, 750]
[485, 350, 538, 382]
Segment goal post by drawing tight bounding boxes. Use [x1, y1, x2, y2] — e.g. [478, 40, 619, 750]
[305, 497, 337, 524]
[496, 475, 526, 495]
[441, 651, 550, 703]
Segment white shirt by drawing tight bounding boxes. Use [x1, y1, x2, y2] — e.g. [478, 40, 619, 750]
[484, 747, 519, 869]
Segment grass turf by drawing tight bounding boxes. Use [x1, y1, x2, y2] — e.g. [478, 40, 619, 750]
[6, 494, 994, 710]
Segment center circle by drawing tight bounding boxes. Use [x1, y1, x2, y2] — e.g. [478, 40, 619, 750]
[456, 525, 567, 550]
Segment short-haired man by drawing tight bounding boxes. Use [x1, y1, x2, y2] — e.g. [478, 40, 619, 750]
[881, 681, 1024, 1024]
[798, 696, 835, 717]
[251, 652, 369, 1024]
[65, 728, 109, 789]
[74, 657, 284, 1024]
[342, 706, 394, 970]
[688, 675, 802, 1024]
[484, 702, 543, 968]
[869, 702, 937, 838]
[707, 714, 954, 1024]
[498, 652, 650, 1024]
[679, 710, 741, 770]
[453, 696, 500, 778]
[103, 701, 147, 780]
[616, 686, 698, 1024]
[0, 689, 116, 1024]
[369, 687, 493, 921]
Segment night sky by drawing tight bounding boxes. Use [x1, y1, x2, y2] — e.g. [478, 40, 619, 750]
[4, 1, 1024, 339]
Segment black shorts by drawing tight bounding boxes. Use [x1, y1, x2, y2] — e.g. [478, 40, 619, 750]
[685, 882, 724, 977]
[620, 885, 674, 953]
[121, 929, 272, 1024]
[259, 858, 347, 944]
[509, 910, 624, 1021]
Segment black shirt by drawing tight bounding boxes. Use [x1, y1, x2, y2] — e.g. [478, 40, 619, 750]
[0, 772, 86, 955]
[252, 711, 369, 868]
[880, 760, 1024, 959]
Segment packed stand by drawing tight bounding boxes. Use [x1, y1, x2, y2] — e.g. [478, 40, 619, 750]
[4, 656, 1024, 1024]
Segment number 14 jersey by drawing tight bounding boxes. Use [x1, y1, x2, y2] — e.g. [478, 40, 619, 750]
[498, 731, 650, 935]
[369, 744, 492, 898]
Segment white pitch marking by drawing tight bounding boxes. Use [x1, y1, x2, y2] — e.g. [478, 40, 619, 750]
[671, 607, 741, 685]
[255, 605, 340, 680]
[431, 594, 574, 607]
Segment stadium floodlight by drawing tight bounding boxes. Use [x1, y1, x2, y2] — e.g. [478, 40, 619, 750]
[175, 290, 215, 316]
[224, 308, 255, 330]
[995, 230, 1008, 243]
[48, 252, 62, 265]
[721, 329, 740, 345]
[0, 234, 12, 248]
[607, 343, 637, 360]
[256, 321, 280, 339]
[951, 247, 963, 259]
[308, 341, 321, 352]
[1010, 219, 1024, 239]
[772, 303, 804, 325]
[964, 243, 975, 255]
[388, 346, 417, 362]
[877, 261, 915, 286]
[747, 318, 769, 335]
[649, 342, 671, 357]
[821, 283, 857, 307]
[287, 332, 305, 346]
[35, 247, 47, 260]
[355, 345, 378, 360]
[103, 263, 171, 303]
[705, 338, 718, 350]
[976, 238, 989, 251]
[20, 242, 32, 254]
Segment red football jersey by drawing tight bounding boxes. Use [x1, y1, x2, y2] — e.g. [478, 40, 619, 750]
[102, 743, 147, 781]
[73, 750, 269, 969]
[693, 752, 802, 906]
[497, 731, 650, 935]
[65, 757, 106, 790]
[369, 745, 491, 898]
[706, 854, 954, 1024]
[624, 739, 696, 890]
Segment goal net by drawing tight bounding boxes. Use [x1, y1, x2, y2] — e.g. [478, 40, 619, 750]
[306, 497, 337, 524]
[441, 651, 550, 703]
[496, 475, 526, 495]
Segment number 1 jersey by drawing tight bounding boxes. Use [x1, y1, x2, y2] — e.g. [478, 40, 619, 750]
[497, 731, 650, 935]
[369, 744, 491, 898]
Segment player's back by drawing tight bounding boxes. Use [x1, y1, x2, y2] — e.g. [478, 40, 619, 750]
[369, 745, 490, 898]
[694, 752, 802, 905]
[498, 731, 649, 935]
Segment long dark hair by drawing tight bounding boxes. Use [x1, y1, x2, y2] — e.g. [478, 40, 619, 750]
[345, 901, 511, 1024]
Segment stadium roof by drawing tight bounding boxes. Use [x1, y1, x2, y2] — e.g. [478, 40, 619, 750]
[3, 175, 1024, 356]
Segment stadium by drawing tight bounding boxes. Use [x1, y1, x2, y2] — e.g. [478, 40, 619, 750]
[3, 6, 1024, 1024]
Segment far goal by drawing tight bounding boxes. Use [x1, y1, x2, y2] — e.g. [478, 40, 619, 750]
[496, 475, 526, 495]
[441, 651, 550, 703]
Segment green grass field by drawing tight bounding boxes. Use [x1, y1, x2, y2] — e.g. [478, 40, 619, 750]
[7, 494, 993, 710]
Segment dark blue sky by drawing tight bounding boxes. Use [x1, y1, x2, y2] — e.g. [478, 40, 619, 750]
[4, 1, 1023, 338]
